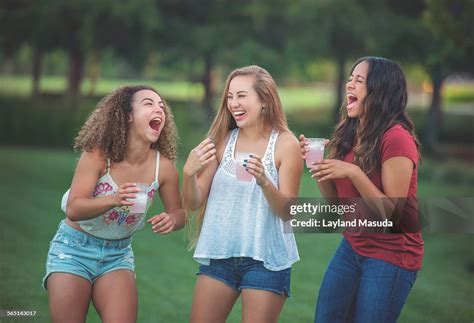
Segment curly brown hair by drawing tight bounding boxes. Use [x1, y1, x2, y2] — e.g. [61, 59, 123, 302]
[74, 85, 179, 162]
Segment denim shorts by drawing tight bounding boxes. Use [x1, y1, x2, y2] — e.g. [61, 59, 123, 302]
[197, 257, 292, 297]
[42, 220, 135, 290]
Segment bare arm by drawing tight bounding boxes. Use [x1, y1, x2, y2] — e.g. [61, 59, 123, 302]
[66, 150, 139, 221]
[182, 137, 222, 210]
[246, 133, 303, 221]
[147, 157, 185, 234]
[315, 177, 338, 200]
[313, 156, 414, 218]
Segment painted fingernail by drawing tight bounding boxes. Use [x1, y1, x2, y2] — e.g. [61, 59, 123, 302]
[243, 159, 248, 162]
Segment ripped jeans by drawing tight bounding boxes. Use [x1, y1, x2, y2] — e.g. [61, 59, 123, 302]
[43, 220, 135, 290]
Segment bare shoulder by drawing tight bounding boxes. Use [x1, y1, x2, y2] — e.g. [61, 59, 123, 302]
[78, 149, 106, 170]
[276, 132, 300, 152]
[158, 155, 178, 184]
[160, 155, 176, 170]
[71, 149, 106, 194]
[275, 132, 301, 166]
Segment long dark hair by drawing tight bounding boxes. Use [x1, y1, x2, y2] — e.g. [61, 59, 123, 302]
[328, 57, 420, 173]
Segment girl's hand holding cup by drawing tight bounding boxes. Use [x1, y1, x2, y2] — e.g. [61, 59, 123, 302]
[244, 154, 270, 187]
[113, 183, 140, 207]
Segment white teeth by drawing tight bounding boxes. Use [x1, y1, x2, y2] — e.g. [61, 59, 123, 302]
[151, 117, 162, 123]
[234, 111, 245, 116]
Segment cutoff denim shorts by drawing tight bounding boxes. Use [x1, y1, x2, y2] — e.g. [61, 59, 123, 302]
[42, 220, 135, 290]
[198, 257, 292, 297]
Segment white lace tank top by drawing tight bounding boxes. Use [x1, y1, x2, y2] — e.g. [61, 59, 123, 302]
[193, 128, 299, 270]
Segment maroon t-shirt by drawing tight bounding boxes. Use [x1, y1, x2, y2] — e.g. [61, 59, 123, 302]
[335, 124, 424, 270]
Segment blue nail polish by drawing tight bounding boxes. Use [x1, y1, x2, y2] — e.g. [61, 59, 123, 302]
[243, 159, 248, 162]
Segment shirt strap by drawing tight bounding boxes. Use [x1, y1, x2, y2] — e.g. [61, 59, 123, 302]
[155, 150, 161, 182]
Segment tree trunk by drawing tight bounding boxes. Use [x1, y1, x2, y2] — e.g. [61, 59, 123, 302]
[31, 47, 43, 97]
[88, 50, 100, 97]
[67, 48, 84, 97]
[333, 56, 346, 123]
[201, 53, 215, 120]
[423, 72, 445, 153]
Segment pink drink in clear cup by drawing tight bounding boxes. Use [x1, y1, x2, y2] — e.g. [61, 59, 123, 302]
[235, 152, 253, 181]
[305, 138, 325, 168]
[128, 183, 149, 213]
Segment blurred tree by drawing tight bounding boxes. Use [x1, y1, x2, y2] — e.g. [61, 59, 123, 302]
[58, 0, 162, 97]
[286, 0, 374, 123]
[158, 0, 258, 119]
[0, 0, 61, 96]
[81, 0, 162, 95]
[382, 0, 474, 151]
[1, 0, 162, 98]
[320, 0, 373, 122]
[420, 0, 474, 152]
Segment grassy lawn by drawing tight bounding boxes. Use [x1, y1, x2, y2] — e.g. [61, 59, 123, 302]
[0, 75, 333, 111]
[0, 147, 473, 322]
[2, 75, 472, 112]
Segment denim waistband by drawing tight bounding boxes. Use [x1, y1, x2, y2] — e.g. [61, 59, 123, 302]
[58, 220, 132, 248]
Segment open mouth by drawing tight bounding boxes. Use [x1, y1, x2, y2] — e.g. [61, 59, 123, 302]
[149, 117, 162, 132]
[233, 111, 247, 121]
[347, 94, 358, 110]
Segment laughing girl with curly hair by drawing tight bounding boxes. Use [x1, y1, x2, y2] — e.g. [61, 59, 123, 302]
[43, 85, 185, 323]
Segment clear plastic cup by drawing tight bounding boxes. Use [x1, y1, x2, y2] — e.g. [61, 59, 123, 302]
[128, 183, 149, 214]
[235, 152, 253, 181]
[305, 138, 325, 168]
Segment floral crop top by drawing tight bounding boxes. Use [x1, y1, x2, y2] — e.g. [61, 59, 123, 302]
[61, 151, 160, 240]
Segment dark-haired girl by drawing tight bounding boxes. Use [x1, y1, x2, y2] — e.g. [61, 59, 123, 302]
[300, 57, 423, 323]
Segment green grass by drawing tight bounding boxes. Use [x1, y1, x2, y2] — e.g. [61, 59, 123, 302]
[444, 82, 474, 104]
[0, 75, 333, 111]
[0, 146, 473, 322]
[0, 75, 203, 101]
[2, 74, 472, 112]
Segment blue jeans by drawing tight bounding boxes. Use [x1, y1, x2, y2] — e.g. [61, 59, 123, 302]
[315, 238, 418, 323]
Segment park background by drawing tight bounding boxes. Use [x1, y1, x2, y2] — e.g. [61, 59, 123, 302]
[0, 0, 473, 322]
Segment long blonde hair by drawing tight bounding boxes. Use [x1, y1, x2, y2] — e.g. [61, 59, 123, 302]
[187, 65, 290, 249]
